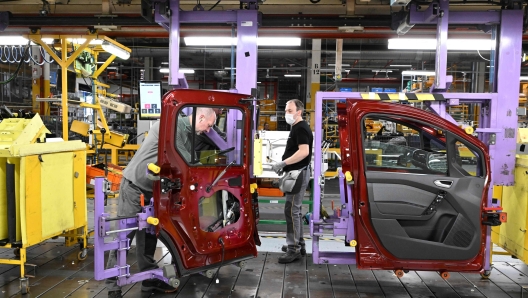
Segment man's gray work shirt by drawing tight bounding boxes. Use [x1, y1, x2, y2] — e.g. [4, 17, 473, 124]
[176, 115, 194, 162]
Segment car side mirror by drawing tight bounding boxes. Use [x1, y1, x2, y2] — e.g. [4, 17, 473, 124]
[410, 149, 447, 174]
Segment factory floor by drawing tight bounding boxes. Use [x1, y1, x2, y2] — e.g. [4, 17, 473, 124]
[0, 239, 526, 298]
[1, 179, 527, 297]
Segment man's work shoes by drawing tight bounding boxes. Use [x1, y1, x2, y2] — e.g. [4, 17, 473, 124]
[278, 250, 301, 264]
[108, 290, 122, 298]
[281, 245, 306, 256]
[141, 278, 178, 293]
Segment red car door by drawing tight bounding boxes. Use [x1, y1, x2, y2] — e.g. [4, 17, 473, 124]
[155, 89, 259, 277]
[338, 100, 491, 272]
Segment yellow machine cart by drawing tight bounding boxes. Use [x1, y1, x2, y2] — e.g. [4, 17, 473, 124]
[0, 114, 87, 294]
[492, 128, 528, 266]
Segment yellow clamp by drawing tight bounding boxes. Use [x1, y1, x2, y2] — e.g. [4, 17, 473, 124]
[147, 217, 159, 226]
[464, 126, 474, 135]
[148, 163, 161, 174]
[349, 240, 357, 247]
[250, 183, 258, 194]
[345, 171, 353, 183]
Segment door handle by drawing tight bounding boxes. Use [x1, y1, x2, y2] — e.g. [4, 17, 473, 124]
[434, 180, 453, 189]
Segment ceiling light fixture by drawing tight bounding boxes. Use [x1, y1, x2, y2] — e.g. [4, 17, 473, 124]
[0, 36, 53, 46]
[67, 38, 103, 45]
[401, 70, 436, 76]
[284, 74, 301, 77]
[160, 68, 195, 74]
[390, 64, 413, 67]
[328, 63, 351, 67]
[388, 38, 494, 51]
[184, 37, 301, 47]
[371, 70, 393, 73]
[101, 41, 130, 60]
[520, 76, 528, 81]
[319, 69, 350, 73]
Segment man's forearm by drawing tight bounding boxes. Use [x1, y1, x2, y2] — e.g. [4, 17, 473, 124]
[284, 150, 309, 165]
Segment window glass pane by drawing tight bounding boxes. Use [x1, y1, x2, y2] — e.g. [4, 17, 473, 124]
[175, 106, 243, 166]
[455, 141, 481, 177]
[199, 190, 240, 232]
[363, 116, 447, 175]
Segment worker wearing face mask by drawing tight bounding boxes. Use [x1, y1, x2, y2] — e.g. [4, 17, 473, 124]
[271, 99, 313, 264]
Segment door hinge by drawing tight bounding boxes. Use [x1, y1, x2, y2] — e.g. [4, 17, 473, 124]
[160, 177, 182, 194]
[482, 207, 507, 226]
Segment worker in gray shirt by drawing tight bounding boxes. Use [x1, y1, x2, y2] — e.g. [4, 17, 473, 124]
[106, 107, 216, 298]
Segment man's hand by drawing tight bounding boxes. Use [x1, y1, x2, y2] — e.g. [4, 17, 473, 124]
[271, 161, 287, 174]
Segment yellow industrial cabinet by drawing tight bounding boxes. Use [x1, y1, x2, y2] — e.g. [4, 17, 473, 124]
[492, 128, 528, 263]
[0, 115, 87, 294]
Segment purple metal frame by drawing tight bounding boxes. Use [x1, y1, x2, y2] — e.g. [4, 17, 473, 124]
[94, 2, 260, 284]
[93, 177, 169, 285]
[155, 0, 259, 94]
[311, 6, 522, 268]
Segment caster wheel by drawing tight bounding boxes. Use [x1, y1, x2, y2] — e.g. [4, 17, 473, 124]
[394, 269, 404, 279]
[440, 271, 450, 280]
[77, 249, 88, 261]
[14, 248, 20, 257]
[20, 278, 29, 295]
[169, 277, 180, 288]
[480, 270, 491, 279]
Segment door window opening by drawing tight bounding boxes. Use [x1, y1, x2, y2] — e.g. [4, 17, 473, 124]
[175, 106, 244, 166]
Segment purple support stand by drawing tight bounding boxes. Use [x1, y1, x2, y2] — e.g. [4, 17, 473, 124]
[205, 129, 228, 150]
[93, 177, 170, 286]
[409, 4, 521, 272]
[313, 92, 361, 265]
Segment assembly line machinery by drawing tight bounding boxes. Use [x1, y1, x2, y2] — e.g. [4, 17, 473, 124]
[88, 0, 525, 291]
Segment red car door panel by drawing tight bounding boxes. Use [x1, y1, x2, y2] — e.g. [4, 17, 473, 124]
[155, 89, 258, 276]
[338, 100, 490, 272]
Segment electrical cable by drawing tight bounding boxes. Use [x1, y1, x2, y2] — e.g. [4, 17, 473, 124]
[40, 46, 55, 63]
[213, 237, 225, 284]
[0, 42, 30, 85]
[22, 46, 31, 63]
[209, 0, 221, 10]
[29, 46, 45, 66]
[3, 46, 12, 63]
[127, 131, 146, 144]
[477, 49, 490, 62]
[0, 47, 6, 63]
[11, 46, 19, 63]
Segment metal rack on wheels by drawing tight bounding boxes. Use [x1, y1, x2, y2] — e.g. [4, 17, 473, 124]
[0, 114, 88, 294]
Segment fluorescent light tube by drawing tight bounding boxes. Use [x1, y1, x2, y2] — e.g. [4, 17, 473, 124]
[185, 37, 234, 46]
[520, 76, 528, 81]
[0, 36, 53, 45]
[402, 70, 436, 76]
[258, 37, 301, 46]
[160, 68, 195, 74]
[388, 38, 493, 51]
[328, 63, 351, 67]
[184, 37, 301, 46]
[67, 38, 103, 45]
[101, 41, 130, 60]
[372, 70, 393, 73]
[319, 69, 350, 73]
[390, 64, 413, 67]
[284, 74, 301, 77]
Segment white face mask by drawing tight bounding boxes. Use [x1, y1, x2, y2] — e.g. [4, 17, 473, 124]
[285, 113, 296, 125]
